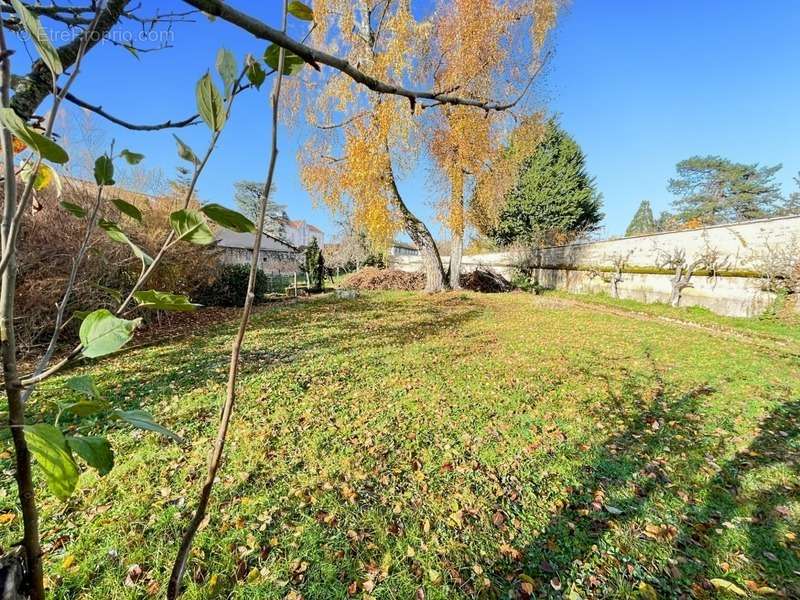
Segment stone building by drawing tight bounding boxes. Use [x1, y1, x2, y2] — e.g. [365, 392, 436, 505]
[215, 230, 302, 274]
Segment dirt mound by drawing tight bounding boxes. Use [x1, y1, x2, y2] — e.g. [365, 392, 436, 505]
[460, 269, 513, 293]
[342, 267, 425, 291]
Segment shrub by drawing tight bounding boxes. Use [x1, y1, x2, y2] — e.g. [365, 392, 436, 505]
[304, 237, 325, 292]
[196, 264, 269, 307]
[15, 179, 220, 354]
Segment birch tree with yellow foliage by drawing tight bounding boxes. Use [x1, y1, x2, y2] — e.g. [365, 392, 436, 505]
[429, 0, 557, 288]
[300, 0, 561, 291]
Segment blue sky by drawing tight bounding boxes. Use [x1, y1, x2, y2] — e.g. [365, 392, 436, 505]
[10, 1, 800, 239]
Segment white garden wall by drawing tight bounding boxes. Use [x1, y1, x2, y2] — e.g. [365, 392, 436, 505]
[392, 215, 800, 317]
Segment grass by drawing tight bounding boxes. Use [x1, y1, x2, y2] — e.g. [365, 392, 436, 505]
[1, 291, 798, 599]
[549, 289, 800, 345]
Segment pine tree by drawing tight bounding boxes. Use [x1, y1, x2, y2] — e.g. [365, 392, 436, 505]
[490, 120, 603, 246]
[776, 172, 800, 217]
[233, 180, 286, 237]
[625, 200, 657, 236]
[667, 156, 782, 224]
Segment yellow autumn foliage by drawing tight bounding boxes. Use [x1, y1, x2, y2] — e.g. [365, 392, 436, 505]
[298, 0, 561, 250]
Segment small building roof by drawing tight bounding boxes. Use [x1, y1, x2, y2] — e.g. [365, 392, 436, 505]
[391, 239, 418, 251]
[215, 230, 299, 252]
[286, 219, 324, 234]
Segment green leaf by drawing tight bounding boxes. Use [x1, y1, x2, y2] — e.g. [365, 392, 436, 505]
[133, 290, 200, 312]
[63, 375, 109, 417]
[245, 56, 266, 90]
[264, 44, 305, 76]
[216, 48, 237, 93]
[113, 410, 182, 443]
[93, 284, 123, 304]
[60, 201, 86, 218]
[63, 399, 110, 418]
[123, 43, 139, 60]
[120, 149, 144, 165]
[196, 72, 226, 132]
[72, 310, 91, 321]
[24, 424, 78, 500]
[65, 375, 100, 399]
[0, 108, 69, 163]
[98, 220, 153, 266]
[201, 203, 255, 233]
[94, 155, 115, 186]
[79, 309, 140, 359]
[10, 0, 63, 75]
[169, 209, 214, 245]
[66, 436, 114, 476]
[173, 134, 200, 165]
[288, 1, 314, 21]
[111, 198, 142, 223]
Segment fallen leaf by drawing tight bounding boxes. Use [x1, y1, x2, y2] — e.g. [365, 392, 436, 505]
[499, 542, 522, 561]
[124, 564, 144, 588]
[520, 580, 535, 595]
[709, 578, 746, 597]
[638, 582, 657, 600]
[492, 510, 506, 527]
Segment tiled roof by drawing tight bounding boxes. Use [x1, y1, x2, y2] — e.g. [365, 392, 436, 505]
[214, 230, 299, 252]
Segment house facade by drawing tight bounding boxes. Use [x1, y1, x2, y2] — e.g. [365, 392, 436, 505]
[388, 240, 420, 257]
[215, 230, 302, 274]
[282, 219, 325, 248]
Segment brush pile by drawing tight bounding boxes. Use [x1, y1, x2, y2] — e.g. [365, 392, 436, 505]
[342, 267, 425, 291]
[460, 269, 514, 293]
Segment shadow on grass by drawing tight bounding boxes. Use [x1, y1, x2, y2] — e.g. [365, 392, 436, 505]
[674, 397, 800, 597]
[37, 293, 485, 439]
[477, 361, 799, 598]
[484, 358, 711, 597]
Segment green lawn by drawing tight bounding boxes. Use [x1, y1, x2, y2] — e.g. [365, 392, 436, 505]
[2, 292, 798, 599]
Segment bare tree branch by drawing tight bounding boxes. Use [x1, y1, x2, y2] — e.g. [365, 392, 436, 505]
[63, 90, 204, 130]
[167, 2, 290, 596]
[182, 0, 540, 113]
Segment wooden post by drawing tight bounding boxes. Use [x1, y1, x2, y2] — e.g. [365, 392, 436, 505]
[293, 272, 297, 297]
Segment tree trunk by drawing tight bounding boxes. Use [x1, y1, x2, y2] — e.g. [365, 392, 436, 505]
[670, 284, 682, 307]
[448, 181, 464, 290]
[419, 235, 446, 293]
[11, 0, 130, 119]
[387, 169, 448, 292]
[2, 48, 44, 597]
[449, 231, 463, 290]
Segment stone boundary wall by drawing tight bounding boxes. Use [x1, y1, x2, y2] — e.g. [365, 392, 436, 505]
[391, 215, 800, 317]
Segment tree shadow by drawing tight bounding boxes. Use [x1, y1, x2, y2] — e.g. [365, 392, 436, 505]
[478, 352, 715, 598]
[475, 359, 799, 598]
[673, 396, 800, 597]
